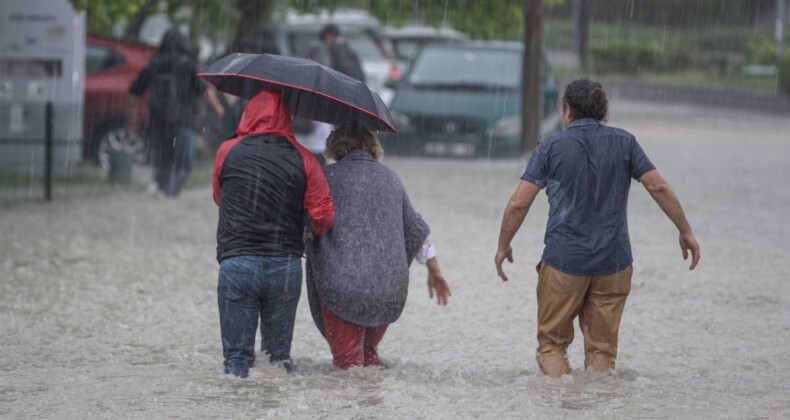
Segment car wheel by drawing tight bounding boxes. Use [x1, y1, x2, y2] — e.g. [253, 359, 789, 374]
[97, 128, 145, 172]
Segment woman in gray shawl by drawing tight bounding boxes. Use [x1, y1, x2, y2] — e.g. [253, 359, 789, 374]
[306, 125, 451, 369]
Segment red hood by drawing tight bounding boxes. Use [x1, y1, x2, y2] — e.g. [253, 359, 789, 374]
[235, 88, 295, 142]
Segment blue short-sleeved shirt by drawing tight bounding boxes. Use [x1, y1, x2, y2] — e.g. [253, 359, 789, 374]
[522, 118, 655, 275]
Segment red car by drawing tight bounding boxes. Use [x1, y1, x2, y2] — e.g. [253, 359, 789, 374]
[84, 36, 154, 168]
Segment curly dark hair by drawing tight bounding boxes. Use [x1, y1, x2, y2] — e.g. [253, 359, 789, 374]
[562, 78, 608, 121]
[324, 125, 384, 161]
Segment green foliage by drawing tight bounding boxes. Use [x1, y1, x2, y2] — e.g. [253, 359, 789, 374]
[546, 17, 768, 52]
[546, 0, 771, 27]
[438, 1, 524, 40]
[170, 0, 237, 39]
[74, 0, 564, 42]
[69, 0, 233, 38]
[69, 0, 152, 35]
[292, 0, 534, 40]
[590, 40, 695, 74]
[779, 54, 790, 95]
[747, 36, 780, 66]
[547, 16, 776, 77]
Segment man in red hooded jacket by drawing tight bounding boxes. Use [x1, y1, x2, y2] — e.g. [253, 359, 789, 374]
[212, 88, 334, 377]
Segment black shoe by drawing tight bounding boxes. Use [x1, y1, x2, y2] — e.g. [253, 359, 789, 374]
[272, 358, 295, 375]
[224, 366, 249, 378]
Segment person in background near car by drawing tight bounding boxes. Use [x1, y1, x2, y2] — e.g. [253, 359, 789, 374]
[306, 125, 450, 370]
[126, 29, 224, 198]
[320, 24, 366, 83]
[494, 79, 700, 378]
[297, 24, 367, 165]
[294, 40, 333, 166]
[212, 88, 334, 378]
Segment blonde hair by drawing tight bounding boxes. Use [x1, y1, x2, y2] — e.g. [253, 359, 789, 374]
[324, 125, 384, 161]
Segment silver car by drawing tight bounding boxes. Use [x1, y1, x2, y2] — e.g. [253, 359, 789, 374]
[267, 8, 399, 104]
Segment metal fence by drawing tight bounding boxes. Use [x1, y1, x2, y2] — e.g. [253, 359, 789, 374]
[0, 101, 223, 209]
[0, 102, 117, 207]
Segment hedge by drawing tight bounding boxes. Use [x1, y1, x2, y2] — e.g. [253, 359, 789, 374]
[590, 40, 696, 74]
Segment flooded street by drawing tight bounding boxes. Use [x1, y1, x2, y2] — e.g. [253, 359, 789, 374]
[1, 99, 789, 419]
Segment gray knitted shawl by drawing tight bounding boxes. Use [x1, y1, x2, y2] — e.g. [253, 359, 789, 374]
[306, 149, 430, 333]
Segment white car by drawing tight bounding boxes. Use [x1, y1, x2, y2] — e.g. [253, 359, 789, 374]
[266, 8, 399, 105]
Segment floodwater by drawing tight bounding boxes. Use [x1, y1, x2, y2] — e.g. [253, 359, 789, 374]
[1, 100, 789, 419]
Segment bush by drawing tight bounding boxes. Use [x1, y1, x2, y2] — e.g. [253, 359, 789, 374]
[590, 40, 695, 74]
[747, 36, 778, 66]
[696, 51, 744, 75]
[779, 55, 790, 96]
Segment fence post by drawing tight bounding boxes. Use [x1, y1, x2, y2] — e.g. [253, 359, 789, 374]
[44, 102, 53, 201]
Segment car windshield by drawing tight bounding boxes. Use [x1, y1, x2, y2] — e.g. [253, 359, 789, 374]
[288, 30, 385, 60]
[407, 47, 521, 88]
[392, 39, 421, 61]
[344, 32, 385, 60]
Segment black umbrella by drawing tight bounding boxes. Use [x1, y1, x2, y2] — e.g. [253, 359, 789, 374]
[199, 53, 398, 133]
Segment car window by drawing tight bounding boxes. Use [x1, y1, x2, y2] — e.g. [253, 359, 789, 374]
[392, 40, 421, 61]
[86, 45, 125, 75]
[407, 47, 522, 87]
[287, 30, 385, 62]
[344, 32, 385, 60]
[288, 32, 319, 58]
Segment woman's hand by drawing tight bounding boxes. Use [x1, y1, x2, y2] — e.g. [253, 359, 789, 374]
[426, 258, 451, 305]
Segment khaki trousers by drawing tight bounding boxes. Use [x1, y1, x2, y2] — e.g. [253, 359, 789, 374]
[535, 261, 633, 377]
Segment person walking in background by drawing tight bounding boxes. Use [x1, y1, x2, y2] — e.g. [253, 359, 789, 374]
[306, 125, 451, 370]
[297, 24, 367, 164]
[319, 24, 366, 83]
[494, 79, 700, 377]
[298, 36, 334, 165]
[212, 88, 334, 378]
[126, 29, 224, 198]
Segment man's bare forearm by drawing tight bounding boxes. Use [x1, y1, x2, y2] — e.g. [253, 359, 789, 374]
[497, 181, 541, 250]
[205, 86, 224, 117]
[650, 187, 692, 233]
[497, 203, 529, 250]
[642, 171, 692, 234]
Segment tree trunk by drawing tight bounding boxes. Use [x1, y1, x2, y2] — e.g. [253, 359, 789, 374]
[231, 0, 273, 53]
[123, 0, 157, 42]
[521, 0, 543, 153]
[188, 7, 206, 60]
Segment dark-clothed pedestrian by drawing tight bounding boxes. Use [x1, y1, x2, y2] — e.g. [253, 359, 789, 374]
[296, 24, 367, 164]
[494, 79, 700, 377]
[126, 29, 223, 197]
[306, 125, 451, 370]
[212, 88, 335, 378]
[319, 24, 366, 83]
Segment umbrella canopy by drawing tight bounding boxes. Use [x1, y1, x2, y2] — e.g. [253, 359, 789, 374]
[199, 53, 398, 133]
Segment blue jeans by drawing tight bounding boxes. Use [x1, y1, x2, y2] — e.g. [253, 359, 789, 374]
[217, 255, 302, 377]
[151, 124, 194, 197]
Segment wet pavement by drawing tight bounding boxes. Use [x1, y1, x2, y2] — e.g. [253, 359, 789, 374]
[1, 99, 789, 419]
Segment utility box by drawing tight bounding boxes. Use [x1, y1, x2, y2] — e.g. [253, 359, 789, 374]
[0, 0, 85, 175]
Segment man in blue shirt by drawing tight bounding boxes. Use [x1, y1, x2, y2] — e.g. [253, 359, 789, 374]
[495, 79, 700, 377]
